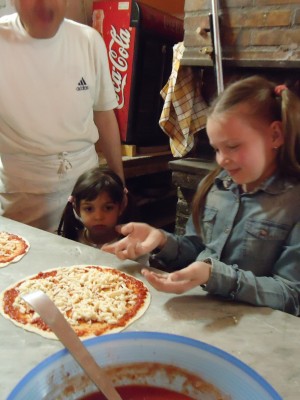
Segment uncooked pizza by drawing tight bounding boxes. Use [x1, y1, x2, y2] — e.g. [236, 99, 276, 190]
[0, 231, 30, 268]
[0, 265, 151, 340]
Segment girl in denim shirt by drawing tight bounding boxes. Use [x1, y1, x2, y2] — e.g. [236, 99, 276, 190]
[103, 76, 300, 316]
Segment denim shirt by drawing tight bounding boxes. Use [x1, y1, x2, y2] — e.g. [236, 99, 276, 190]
[152, 171, 300, 316]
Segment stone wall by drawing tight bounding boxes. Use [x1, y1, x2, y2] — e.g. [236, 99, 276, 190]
[183, 0, 300, 67]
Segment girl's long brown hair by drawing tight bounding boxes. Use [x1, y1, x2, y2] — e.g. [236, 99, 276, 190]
[192, 75, 300, 234]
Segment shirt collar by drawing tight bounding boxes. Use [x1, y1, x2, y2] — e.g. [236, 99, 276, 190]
[14, 13, 64, 43]
[215, 170, 296, 195]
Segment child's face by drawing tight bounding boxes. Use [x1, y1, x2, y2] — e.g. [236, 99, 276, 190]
[207, 107, 283, 192]
[78, 192, 122, 237]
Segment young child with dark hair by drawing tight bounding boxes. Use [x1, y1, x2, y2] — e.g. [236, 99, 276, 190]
[58, 168, 132, 249]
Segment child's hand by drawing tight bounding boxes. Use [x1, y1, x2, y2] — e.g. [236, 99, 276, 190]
[141, 261, 212, 294]
[102, 222, 167, 260]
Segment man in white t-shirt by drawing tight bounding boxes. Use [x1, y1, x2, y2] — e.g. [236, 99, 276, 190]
[0, 0, 124, 233]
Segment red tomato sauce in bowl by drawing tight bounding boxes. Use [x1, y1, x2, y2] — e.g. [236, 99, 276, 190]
[79, 385, 194, 399]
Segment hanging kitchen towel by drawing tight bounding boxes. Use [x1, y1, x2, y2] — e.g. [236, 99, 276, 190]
[159, 42, 208, 157]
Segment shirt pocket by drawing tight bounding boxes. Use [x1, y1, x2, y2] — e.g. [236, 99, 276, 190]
[202, 207, 218, 244]
[243, 219, 289, 266]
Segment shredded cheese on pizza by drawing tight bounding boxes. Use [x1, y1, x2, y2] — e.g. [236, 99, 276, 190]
[13, 266, 138, 326]
[0, 232, 21, 258]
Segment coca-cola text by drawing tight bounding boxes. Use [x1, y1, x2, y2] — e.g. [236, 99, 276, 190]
[108, 26, 131, 109]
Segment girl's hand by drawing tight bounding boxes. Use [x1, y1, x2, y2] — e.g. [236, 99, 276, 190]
[141, 261, 212, 294]
[102, 222, 167, 260]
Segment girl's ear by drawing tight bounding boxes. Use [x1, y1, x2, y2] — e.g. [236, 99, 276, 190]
[270, 120, 284, 148]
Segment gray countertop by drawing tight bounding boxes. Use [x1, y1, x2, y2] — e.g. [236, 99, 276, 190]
[0, 216, 299, 399]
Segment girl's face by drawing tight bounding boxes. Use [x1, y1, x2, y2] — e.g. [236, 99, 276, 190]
[206, 107, 283, 192]
[78, 192, 123, 241]
[13, 0, 68, 38]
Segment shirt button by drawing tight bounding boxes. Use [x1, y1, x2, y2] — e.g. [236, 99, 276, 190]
[260, 229, 268, 237]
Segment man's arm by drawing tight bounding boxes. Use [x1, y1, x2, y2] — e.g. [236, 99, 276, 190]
[94, 110, 125, 183]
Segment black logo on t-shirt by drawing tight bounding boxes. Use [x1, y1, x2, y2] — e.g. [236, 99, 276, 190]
[76, 77, 89, 91]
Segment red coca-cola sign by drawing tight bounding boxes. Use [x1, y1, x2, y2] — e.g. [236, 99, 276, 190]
[93, 1, 136, 142]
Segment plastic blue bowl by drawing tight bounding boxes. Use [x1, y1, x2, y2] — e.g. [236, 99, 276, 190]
[7, 331, 282, 400]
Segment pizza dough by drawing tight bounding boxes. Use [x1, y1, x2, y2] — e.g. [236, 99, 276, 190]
[0, 265, 151, 340]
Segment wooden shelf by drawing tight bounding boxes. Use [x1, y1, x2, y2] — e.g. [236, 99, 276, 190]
[99, 151, 176, 179]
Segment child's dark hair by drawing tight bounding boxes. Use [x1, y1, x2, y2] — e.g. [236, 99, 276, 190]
[192, 75, 300, 234]
[57, 168, 129, 240]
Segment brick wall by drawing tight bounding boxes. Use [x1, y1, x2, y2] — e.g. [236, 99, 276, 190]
[183, 0, 300, 67]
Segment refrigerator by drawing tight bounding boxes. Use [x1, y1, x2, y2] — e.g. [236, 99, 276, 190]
[93, 0, 183, 146]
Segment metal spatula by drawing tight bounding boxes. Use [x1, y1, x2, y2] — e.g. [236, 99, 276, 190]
[22, 290, 122, 400]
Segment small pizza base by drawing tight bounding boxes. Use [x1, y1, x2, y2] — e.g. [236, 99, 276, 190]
[0, 231, 30, 268]
[0, 265, 151, 340]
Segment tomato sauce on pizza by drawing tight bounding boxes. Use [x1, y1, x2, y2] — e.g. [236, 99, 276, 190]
[0, 231, 29, 268]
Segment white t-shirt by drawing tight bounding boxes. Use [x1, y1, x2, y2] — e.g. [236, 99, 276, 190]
[0, 13, 118, 156]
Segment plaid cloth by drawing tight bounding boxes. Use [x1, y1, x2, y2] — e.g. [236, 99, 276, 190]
[159, 42, 208, 157]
